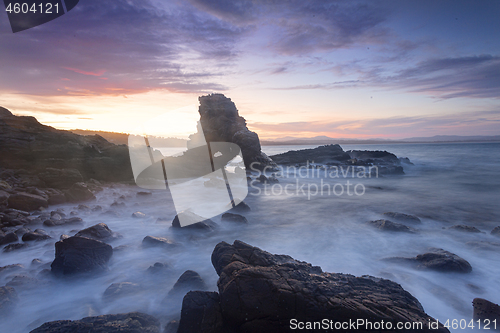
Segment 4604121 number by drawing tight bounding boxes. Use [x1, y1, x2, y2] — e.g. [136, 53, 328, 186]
[5, 2, 59, 14]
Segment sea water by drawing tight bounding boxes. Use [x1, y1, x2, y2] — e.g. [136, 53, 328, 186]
[1, 142, 499, 332]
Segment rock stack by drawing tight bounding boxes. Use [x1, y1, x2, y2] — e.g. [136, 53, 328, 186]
[188, 94, 277, 171]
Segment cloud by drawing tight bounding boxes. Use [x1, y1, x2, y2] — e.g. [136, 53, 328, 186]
[0, 0, 242, 96]
[249, 110, 500, 138]
[270, 80, 360, 90]
[364, 55, 500, 99]
[188, 0, 390, 55]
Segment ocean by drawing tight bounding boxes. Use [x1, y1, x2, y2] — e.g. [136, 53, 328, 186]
[1, 142, 499, 332]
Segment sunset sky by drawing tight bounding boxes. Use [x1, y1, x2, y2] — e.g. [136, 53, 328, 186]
[1, 0, 499, 139]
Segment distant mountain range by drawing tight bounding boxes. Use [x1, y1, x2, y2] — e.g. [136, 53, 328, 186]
[71, 129, 500, 147]
[261, 135, 500, 145]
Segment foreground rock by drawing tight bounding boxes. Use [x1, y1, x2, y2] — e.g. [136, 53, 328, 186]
[51, 236, 113, 276]
[177, 240, 449, 333]
[30, 312, 160, 333]
[473, 298, 500, 326]
[384, 248, 472, 273]
[178, 291, 223, 333]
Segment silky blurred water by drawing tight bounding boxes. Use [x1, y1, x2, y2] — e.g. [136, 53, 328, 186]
[1, 142, 499, 332]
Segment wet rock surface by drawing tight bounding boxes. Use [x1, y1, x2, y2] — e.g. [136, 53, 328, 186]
[367, 219, 417, 233]
[473, 298, 500, 327]
[168, 270, 207, 297]
[177, 240, 449, 333]
[142, 236, 180, 249]
[172, 213, 218, 232]
[384, 248, 472, 273]
[74, 223, 119, 241]
[29, 312, 160, 333]
[51, 236, 113, 276]
[270, 145, 408, 175]
[177, 291, 223, 333]
[103, 282, 142, 302]
[7, 192, 48, 212]
[221, 213, 248, 224]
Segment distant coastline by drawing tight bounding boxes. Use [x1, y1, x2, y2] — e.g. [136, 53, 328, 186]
[70, 129, 500, 147]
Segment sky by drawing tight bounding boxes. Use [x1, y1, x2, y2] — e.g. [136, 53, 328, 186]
[1, 0, 499, 139]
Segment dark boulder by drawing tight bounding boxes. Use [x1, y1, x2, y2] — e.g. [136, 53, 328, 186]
[142, 236, 180, 250]
[146, 262, 169, 274]
[383, 212, 421, 224]
[0, 232, 19, 245]
[172, 213, 217, 232]
[8, 192, 48, 211]
[64, 183, 96, 203]
[448, 225, 482, 233]
[177, 291, 223, 333]
[45, 188, 67, 205]
[3, 243, 29, 252]
[51, 236, 113, 276]
[473, 298, 500, 324]
[22, 230, 51, 241]
[132, 211, 147, 218]
[43, 217, 83, 227]
[75, 223, 119, 241]
[491, 226, 500, 237]
[384, 248, 472, 273]
[176, 240, 449, 332]
[103, 282, 142, 301]
[29, 312, 160, 333]
[168, 270, 207, 297]
[229, 201, 251, 213]
[221, 213, 248, 224]
[367, 219, 416, 233]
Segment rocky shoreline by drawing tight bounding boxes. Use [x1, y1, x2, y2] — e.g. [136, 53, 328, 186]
[2, 98, 500, 332]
